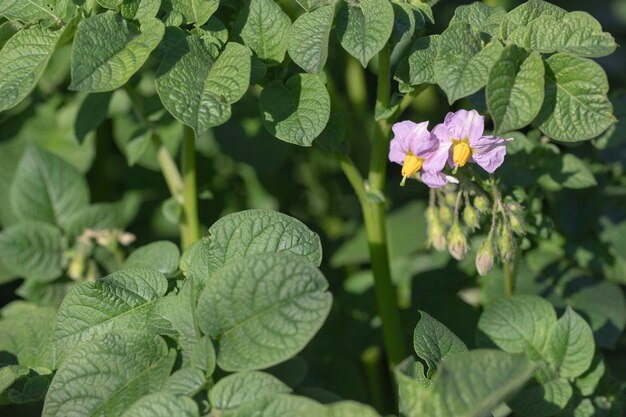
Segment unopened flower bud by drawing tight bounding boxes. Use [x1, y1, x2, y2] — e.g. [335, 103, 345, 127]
[68, 255, 84, 280]
[473, 195, 490, 214]
[463, 205, 480, 230]
[506, 201, 523, 213]
[444, 191, 457, 206]
[498, 226, 516, 263]
[447, 222, 468, 260]
[475, 237, 495, 276]
[438, 204, 453, 225]
[508, 212, 526, 236]
[117, 231, 136, 246]
[426, 207, 446, 251]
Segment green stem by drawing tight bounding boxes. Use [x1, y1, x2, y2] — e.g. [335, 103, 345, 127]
[181, 126, 200, 249]
[503, 258, 515, 297]
[155, 135, 184, 204]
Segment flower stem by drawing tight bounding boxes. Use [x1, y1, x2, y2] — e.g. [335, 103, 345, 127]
[181, 125, 200, 249]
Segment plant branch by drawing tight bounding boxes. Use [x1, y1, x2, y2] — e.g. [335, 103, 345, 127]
[181, 125, 200, 249]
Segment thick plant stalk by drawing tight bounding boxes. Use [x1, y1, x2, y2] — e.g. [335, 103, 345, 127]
[181, 125, 200, 249]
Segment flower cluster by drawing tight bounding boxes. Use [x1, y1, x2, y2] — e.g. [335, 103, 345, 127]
[389, 109, 509, 188]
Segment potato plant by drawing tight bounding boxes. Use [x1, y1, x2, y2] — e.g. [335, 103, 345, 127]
[0, 0, 624, 416]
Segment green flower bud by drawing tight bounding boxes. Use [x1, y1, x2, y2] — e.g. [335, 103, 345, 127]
[68, 255, 84, 281]
[447, 222, 468, 260]
[473, 195, 490, 213]
[508, 211, 526, 236]
[426, 207, 447, 251]
[463, 205, 480, 230]
[438, 204, 453, 225]
[444, 191, 457, 206]
[475, 237, 495, 276]
[498, 226, 516, 263]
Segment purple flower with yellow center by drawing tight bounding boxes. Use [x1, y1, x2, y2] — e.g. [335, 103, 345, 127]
[388, 121, 452, 188]
[432, 109, 510, 173]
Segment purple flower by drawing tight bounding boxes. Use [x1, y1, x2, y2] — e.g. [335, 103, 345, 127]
[389, 121, 452, 188]
[432, 110, 510, 173]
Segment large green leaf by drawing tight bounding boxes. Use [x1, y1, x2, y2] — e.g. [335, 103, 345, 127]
[234, 0, 291, 66]
[0, 0, 68, 23]
[0, 24, 64, 111]
[120, 392, 199, 417]
[260, 73, 330, 146]
[209, 371, 291, 411]
[477, 295, 556, 362]
[287, 5, 334, 74]
[70, 12, 164, 92]
[395, 35, 439, 86]
[156, 29, 251, 135]
[0, 302, 56, 369]
[546, 308, 594, 378]
[535, 53, 615, 142]
[123, 241, 180, 276]
[235, 394, 327, 417]
[163, 367, 206, 396]
[500, 0, 566, 40]
[52, 268, 168, 358]
[413, 311, 467, 378]
[335, 0, 394, 67]
[434, 23, 503, 104]
[197, 253, 332, 371]
[326, 401, 381, 417]
[450, 2, 505, 37]
[0, 222, 65, 282]
[507, 378, 573, 417]
[163, 0, 218, 25]
[487, 45, 544, 134]
[10, 146, 89, 229]
[538, 153, 597, 190]
[206, 209, 322, 273]
[43, 331, 175, 417]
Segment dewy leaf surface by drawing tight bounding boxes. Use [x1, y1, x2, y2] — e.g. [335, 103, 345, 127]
[11, 146, 89, 230]
[423, 350, 536, 417]
[477, 295, 557, 362]
[234, 0, 291, 66]
[70, 12, 165, 92]
[546, 307, 595, 378]
[487, 45, 545, 134]
[206, 209, 322, 273]
[42, 331, 175, 417]
[209, 371, 291, 411]
[52, 268, 168, 358]
[535, 53, 615, 142]
[260, 73, 330, 146]
[156, 29, 251, 135]
[0, 222, 65, 282]
[413, 311, 467, 377]
[435, 23, 503, 104]
[163, 0, 218, 25]
[0, 0, 67, 23]
[335, 0, 394, 67]
[0, 24, 64, 111]
[287, 5, 334, 74]
[197, 253, 332, 371]
[120, 392, 199, 417]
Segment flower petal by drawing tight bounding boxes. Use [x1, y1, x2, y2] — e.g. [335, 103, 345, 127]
[445, 109, 484, 142]
[421, 171, 451, 188]
[422, 141, 451, 172]
[389, 139, 407, 165]
[471, 140, 507, 173]
[432, 122, 453, 143]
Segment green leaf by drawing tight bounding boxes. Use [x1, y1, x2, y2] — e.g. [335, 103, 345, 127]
[210, 371, 291, 411]
[487, 45, 544, 134]
[236, 394, 326, 417]
[539, 153, 597, 190]
[335, 0, 394, 67]
[163, 368, 206, 396]
[124, 241, 180, 276]
[450, 2, 506, 37]
[120, 392, 199, 417]
[287, 5, 334, 74]
[0, 222, 65, 282]
[0, 365, 30, 393]
[390, 3, 416, 45]
[64, 202, 126, 238]
[413, 311, 467, 377]
[156, 30, 251, 135]
[0, 0, 68, 23]
[435, 23, 503, 104]
[477, 295, 556, 362]
[206, 209, 322, 273]
[507, 378, 573, 417]
[0, 24, 64, 111]
[70, 12, 164, 92]
[180, 237, 209, 279]
[0, 303, 56, 369]
[52, 268, 168, 358]
[575, 355, 605, 396]
[315, 110, 347, 154]
[197, 253, 332, 371]
[500, 0, 566, 40]
[234, 0, 291, 66]
[163, 0, 218, 25]
[43, 331, 175, 417]
[535, 53, 615, 142]
[294, 0, 332, 11]
[188, 335, 216, 377]
[11, 146, 89, 229]
[395, 35, 439, 86]
[326, 401, 381, 417]
[422, 350, 536, 417]
[546, 307, 594, 378]
[260, 73, 330, 146]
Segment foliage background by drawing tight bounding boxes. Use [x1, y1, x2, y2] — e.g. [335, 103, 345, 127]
[0, 0, 625, 411]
